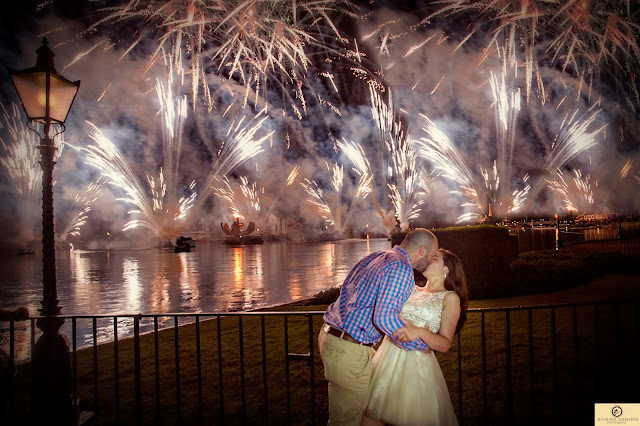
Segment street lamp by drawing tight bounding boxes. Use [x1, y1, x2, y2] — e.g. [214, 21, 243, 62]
[9, 37, 80, 424]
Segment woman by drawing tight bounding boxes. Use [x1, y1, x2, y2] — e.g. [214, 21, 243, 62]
[361, 249, 469, 426]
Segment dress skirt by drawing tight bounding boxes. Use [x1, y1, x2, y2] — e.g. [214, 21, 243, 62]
[363, 336, 458, 426]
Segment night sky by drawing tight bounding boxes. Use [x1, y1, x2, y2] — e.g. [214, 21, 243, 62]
[1, 1, 639, 250]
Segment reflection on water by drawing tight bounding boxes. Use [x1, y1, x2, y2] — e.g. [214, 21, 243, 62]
[0, 239, 391, 361]
[513, 223, 628, 252]
[123, 256, 141, 311]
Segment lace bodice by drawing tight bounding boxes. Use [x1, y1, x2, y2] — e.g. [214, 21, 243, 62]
[400, 287, 450, 333]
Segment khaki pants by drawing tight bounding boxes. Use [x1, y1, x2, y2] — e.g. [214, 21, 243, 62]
[318, 328, 374, 426]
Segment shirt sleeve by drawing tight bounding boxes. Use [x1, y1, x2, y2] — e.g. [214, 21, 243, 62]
[372, 263, 429, 351]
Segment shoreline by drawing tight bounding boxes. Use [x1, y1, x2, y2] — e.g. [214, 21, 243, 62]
[6, 270, 640, 363]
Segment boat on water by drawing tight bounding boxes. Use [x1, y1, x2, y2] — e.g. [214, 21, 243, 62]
[174, 236, 196, 253]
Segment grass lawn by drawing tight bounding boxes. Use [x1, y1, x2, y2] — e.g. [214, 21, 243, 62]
[7, 272, 640, 425]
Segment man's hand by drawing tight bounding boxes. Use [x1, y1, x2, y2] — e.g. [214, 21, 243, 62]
[393, 321, 423, 343]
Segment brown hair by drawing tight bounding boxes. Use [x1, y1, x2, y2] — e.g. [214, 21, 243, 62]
[440, 249, 469, 334]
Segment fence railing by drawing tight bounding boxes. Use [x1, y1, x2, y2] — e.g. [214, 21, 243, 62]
[2, 298, 639, 425]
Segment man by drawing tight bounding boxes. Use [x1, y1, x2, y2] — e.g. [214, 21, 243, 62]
[318, 228, 439, 425]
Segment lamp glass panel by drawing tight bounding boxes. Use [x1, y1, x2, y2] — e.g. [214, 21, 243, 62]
[10, 71, 47, 121]
[48, 73, 79, 123]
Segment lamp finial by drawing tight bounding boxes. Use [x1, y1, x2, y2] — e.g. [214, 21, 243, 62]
[35, 37, 56, 72]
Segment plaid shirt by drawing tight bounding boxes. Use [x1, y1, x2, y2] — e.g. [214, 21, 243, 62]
[323, 246, 429, 350]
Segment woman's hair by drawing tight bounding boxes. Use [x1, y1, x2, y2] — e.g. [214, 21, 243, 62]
[440, 248, 469, 334]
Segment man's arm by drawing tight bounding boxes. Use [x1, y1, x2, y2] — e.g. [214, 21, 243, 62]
[372, 265, 429, 351]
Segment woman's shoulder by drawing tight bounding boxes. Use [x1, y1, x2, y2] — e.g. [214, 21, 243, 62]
[442, 291, 460, 305]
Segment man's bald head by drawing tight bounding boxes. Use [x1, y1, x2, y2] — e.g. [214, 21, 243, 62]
[400, 228, 439, 271]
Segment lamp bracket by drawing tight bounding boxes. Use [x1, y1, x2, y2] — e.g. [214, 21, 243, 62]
[25, 119, 66, 140]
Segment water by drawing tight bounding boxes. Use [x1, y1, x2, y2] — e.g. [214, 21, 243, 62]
[509, 223, 634, 253]
[0, 239, 390, 360]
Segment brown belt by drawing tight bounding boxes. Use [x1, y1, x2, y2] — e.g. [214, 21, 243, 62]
[323, 324, 373, 347]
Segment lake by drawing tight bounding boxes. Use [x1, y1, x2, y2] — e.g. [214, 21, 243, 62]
[0, 238, 390, 360]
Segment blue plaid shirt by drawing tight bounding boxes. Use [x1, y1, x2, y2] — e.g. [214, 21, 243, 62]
[323, 246, 429, 350]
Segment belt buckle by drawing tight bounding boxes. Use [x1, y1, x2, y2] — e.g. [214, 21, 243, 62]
[322, 323, 331, 333]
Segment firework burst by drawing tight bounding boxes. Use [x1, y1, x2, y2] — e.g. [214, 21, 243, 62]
[545, 168, 595, 215]
[368, 86, 434, 230]
[212, 175, 262, 223]
[301, 157, 371, 235]
[264, 165, 300, 223]
[418, 1, 640, 109]
[81, 123, 197, 241]
[92, 0, 356, 116]
[0, 103, 64, 243]
[78, 67, 197, 240]
[414, 63, 531, 224]
[56, 178, 106, 241]
[525, 104, 605, 209]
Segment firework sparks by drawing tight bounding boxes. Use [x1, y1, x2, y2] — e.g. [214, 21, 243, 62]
[620, 158, 633, 179]
[545, 168, 595, 215]
[526, 105, 605, 208]
[81, 123, 197, 240]
[418, 1, 640, 109]
[368, 86, 433, 230]
[56, 178, 106, 241]
[414, 115, 483, 223]
[0, 103, 64, 243]
[195, 107, 273, 210]
[486, 62, 531, 217]
[301, 177, 335, 224]
[92, 0, 356, 116]
[415, 114, 530, 223]
[301, 157, 371, 235]
[212, 176, 262, 222]
[78, 67, 197, 240]
[264, 165, 300, 223]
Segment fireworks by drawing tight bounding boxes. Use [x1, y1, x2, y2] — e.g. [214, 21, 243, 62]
[414, 116, 482, 222]
[620, 158, 633, 179]
[264, 165, 300, 223]
[81, 123, 196, 240]
[301, 156, 371, 234]
[56, 178, 106, 241]
[212, 176, 262, 222]
[416, 1, 640, 109]
[369, 87, 433, 230]
[194, 107, 273, 215]
[525, 105, 605, 209]
[414, 62, 531, 223]
[92, 0, 356, 116]
[79, 68, 197, 240]
[0, 103, 64, 242]
[546, 168, 595, 215]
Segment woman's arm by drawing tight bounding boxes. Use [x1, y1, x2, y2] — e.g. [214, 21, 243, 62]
[393, 292, 461, 353]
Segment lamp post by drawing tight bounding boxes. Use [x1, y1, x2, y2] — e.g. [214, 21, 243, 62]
[9, 37, 80, 424]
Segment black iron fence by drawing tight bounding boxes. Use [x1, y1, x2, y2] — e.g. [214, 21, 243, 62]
[2, 297, 639, 425]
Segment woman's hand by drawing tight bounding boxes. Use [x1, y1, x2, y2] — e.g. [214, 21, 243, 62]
[393, 321, 424, 343]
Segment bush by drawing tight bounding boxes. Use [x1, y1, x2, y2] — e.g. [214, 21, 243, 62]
[509, 249, 637, 296]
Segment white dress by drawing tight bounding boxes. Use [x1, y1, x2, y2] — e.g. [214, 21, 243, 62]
[363, 288, 458, 426]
